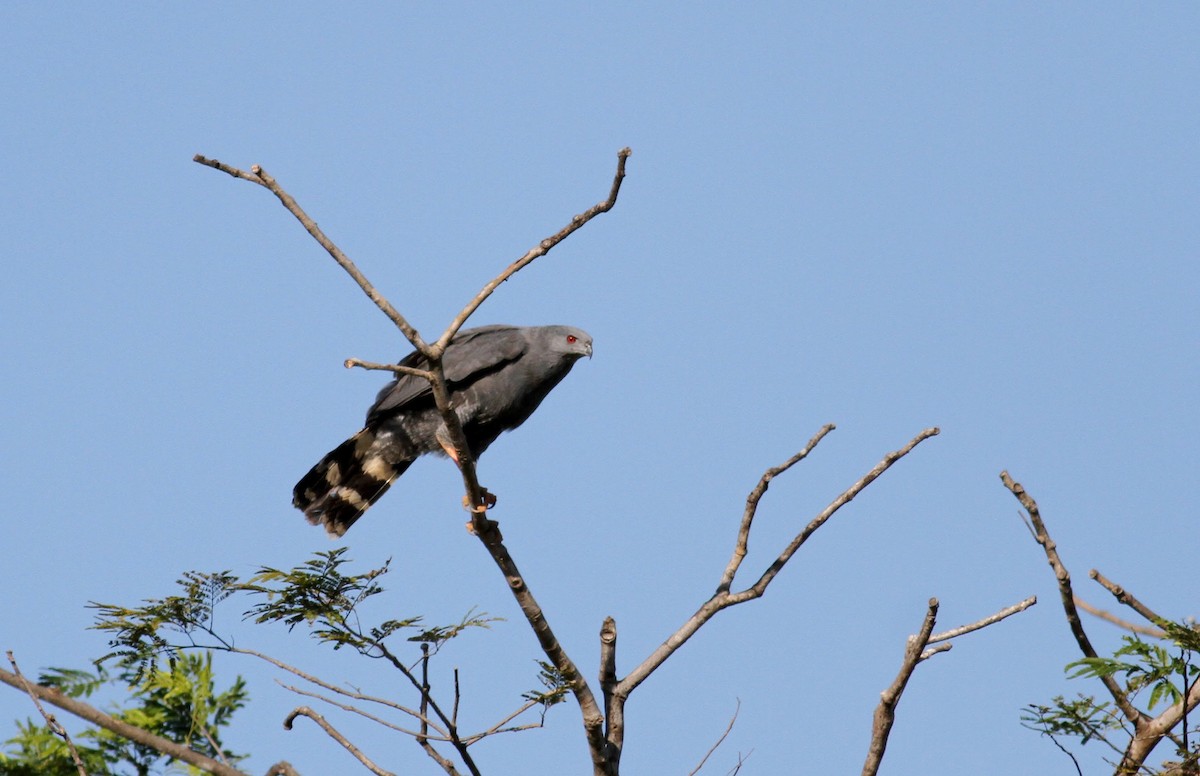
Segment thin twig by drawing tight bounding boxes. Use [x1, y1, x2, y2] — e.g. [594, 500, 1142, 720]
[434, 148, 631, 354]
[928, 595, 1038, 643]
[278, 681, 428, 739]
[284, 707, 395, 776]
[344, 357, 436, 380]
[1089, 569, 1167, 626]
[1074, 596, 1167, 639]
[192, 155, 426, 350]
[688, 699, 741, 775]
[232, 645, 448, 736]
[717, 424, 836, 594]
[6, 652, 89, 776]
[740, 427, 940, 601]
[918, 643, 954, 661]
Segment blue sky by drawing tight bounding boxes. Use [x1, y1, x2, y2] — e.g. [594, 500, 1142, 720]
[2, 4, 1197, 774]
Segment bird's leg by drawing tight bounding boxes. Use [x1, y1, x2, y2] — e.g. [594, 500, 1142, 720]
[461, 487, 497, 513]
[436, 430, 462, 466]
[436, 430, 498, 513]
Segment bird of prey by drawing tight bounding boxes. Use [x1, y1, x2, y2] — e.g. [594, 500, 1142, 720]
[294, 324, 593, 537]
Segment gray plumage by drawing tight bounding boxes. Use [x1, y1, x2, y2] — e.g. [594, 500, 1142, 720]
[294, 324, 593, 537]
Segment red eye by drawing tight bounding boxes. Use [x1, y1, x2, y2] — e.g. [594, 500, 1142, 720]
[567, 335, 577, 344]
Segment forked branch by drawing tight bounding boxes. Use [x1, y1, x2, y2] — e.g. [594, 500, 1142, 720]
[1001, 472, 1200, 774]
[197, 149, 630, 775]
[1000, 472, 1146, 729]
[862, 595, 1035, 776]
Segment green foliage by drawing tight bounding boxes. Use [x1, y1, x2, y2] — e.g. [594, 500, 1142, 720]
[1024, 625, 1200, 772]
[88, 550, 496, 674]
[89, 571, 239, 681]
[522, 660, 570, 709]
[1, 652, 246, 776]
[1067, 636, 1197, 711]
[7, 550, 539, 774]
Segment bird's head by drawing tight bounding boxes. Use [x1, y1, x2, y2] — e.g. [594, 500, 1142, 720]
[550, 326, 593, 361]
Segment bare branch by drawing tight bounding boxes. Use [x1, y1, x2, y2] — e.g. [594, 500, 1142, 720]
[0, 663, 250, 776]
[284, 706, 395, 776]
[1000, 471, 1147, 730]
[1075, 595, 1167, 639]
[192, 154, 426, 350]
[6, 652, 89, 776]
[434, 147, 632, 353]
[918, 643, 954, 661]
[344, 357, 436, 380]
[1089, 569, 1167, 626]
[862, 598, 940, 776]
[233, 645, 448, 737]
[928, 595, 1037, 643]
[717, 424, 836, 594]
[739, 427, 940, 601]
[278, 681, 430, 740]
[688, 699, 740, 776]
[469, 516, 609, 769]
[599, 616, 622, 768]
[619, 427, 940, 699]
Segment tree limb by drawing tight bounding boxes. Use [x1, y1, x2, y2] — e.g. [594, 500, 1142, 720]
[6, 652, 89, 776]
[688, 699, 740, 776]
[927, 595, 1037, 643]
[1089, 569, 1166, 626]
[620, 427, 940, 700]
[717, 424, 835, 594]
[0, 663, 250, 776]
[1000, 471, 1147, 730]
[284, 706, 395, 776]
[434, 147, 631, 354]
[193, 155, 425, 348]
[197, 148, 632, 776]
[862, 598, 939, 776]
[1074, 596, 1167, 639]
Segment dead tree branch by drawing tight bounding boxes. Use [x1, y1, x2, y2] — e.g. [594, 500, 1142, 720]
[862, 594, 1035, 776]
[928, 595, 1037, 644]
[0, 662, 250, 776]
[193, 155, 424, 348]
[1001, 471, 1200, 774]
[1089, 569, 1167, 626]
[621, 426, 940, 699]
[6, 651, 88, 776]
[1075, 596, 1167, 639]
[862, 598, 939, 776]
[1000, 471, 1147, 730]
[688, 699, 741, 776]
[284, 706, 395, 776]
[575, 427, 939, 773]
[435, 148, 631, 352]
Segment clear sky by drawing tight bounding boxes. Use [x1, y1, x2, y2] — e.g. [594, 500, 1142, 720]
[2, 4, 1197, 775]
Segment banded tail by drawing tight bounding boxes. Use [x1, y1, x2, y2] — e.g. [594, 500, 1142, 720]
[293, 429, 412, 537]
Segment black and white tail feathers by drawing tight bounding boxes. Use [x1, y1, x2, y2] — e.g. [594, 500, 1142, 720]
[293, 429, 412, 537]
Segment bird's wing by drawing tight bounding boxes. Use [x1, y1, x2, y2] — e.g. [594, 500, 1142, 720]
[365, 326, 528, 423]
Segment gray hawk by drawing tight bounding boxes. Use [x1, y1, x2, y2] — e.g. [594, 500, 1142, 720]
[294, 324, 593, 536]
